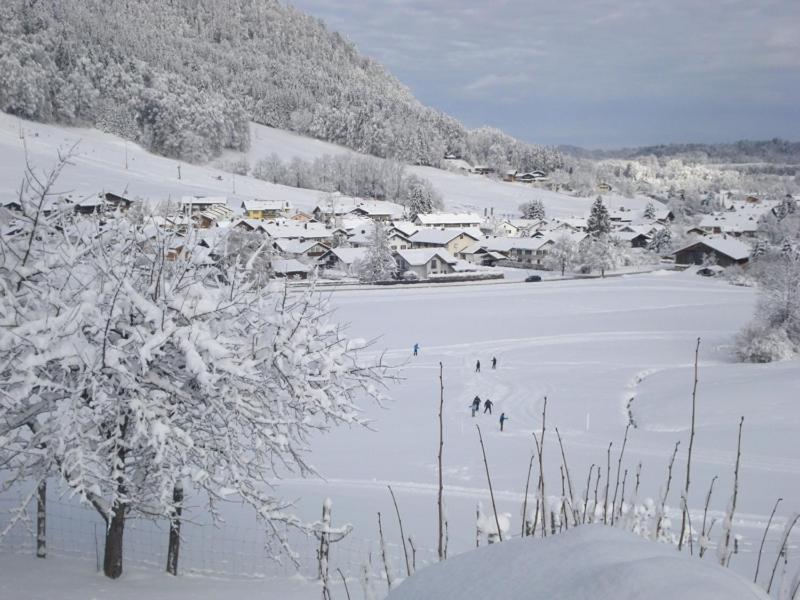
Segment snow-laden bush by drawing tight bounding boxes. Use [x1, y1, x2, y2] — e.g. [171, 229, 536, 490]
[735, 323, 795, 363]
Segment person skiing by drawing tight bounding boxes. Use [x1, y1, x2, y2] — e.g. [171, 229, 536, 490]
[499, 412, 509, 431]
[471, 396, 481, 417]
[491, 356, 497, 369]
[475, 359, 481, 373]
[413, 343, 419, 356]
[483, 398, 493, 414]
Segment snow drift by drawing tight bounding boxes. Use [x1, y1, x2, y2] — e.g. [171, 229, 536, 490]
[387, 526, 768, 600]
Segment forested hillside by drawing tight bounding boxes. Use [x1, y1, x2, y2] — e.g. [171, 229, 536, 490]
[0, 0, 562, 171]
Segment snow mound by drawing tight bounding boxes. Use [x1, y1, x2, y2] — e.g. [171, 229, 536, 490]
[387, 526, 767, 600]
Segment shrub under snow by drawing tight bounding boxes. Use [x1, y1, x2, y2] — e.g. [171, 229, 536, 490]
[736, 322, 796, 363]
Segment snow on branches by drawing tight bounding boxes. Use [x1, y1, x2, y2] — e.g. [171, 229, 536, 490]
[0, 156, 393, 577]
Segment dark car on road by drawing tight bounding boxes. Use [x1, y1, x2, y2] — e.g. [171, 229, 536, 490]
[524, 275, 542, 282]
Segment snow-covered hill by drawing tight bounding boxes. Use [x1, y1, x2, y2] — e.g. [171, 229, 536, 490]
[1, 113, 649, 220]
[0, 113, 327, 212]
[232, 122, 651, 219]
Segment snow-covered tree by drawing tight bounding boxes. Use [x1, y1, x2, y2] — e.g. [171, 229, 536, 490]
[519, 200, 546, 221]
[647, 226, 673, 255]
[582, 234, 622, 277]
[543, 234, 577, 276]
[643, 202, 656, 220]
[0, 158, 391, 579]
[358, 222, 397, 282]
[586, 196, 611, 237]
[737, 245, 800, 362]
[403, 175, 441, 220]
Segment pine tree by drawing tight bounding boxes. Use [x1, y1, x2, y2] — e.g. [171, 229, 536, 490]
[359, 222, 397, 282]
[519, 200, 546, 220]
[586, 196, 611, 237]
[647, 226, 672, 254]
[644, 202, 656, 220]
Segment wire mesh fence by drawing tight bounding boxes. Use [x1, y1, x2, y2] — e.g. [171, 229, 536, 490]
[0, 492, 437, 582]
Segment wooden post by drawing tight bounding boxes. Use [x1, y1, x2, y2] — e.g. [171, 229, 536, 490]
[36, 480, 46, 559]
[437, 362, 445, 561]
[679, 338, 701, 551]
[476, 425, 503, 542]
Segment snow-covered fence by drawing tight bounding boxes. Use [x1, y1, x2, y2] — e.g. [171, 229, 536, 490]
[0, 494, 436, 581]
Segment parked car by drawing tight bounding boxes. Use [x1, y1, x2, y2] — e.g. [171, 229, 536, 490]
[697, 265, 724, 277]
[524, 275, 542, 282]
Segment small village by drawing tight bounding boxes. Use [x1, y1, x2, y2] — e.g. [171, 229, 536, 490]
[4, 184, 793, 285]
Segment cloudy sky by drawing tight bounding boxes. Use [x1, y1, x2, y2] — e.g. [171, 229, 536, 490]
[290, 0, 800, 148]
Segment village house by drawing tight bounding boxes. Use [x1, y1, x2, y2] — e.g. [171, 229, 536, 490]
[271, 258, 311, 280]
[394, 249, 458, 279]
[457, 242, 508, 267]
[472, 165, 494, 175]
[312, 196, 405, 223]
[614, 231, 651, 248]
[698, 214, 759, 238]
[241, 199, 292, 220]
[408, 228, 482, 255]
[180, 196, 227, 215]
[347, 226, 412, 251]
[414, 212, 483, 229]
[195, 203, 234, 229]
[318, 247, 368, 275]
[673, 237, 751, 268]
[273, 239, 330, 263]
[480, 237, 551, 266]
[516, 170, 548, 184]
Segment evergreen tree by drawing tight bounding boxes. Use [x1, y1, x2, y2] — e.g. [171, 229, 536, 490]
[647, 226, 672, 254]
[586, 196, 611, 237]
[519, 199, 546, 220]
[643, 202, 656, 220]
[359, 222, 397, 282]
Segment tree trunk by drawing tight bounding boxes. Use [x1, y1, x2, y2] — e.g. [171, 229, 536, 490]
[166, 484, 183, 576]
[36, 480, 46, 559]
[103, 503, 127, 579]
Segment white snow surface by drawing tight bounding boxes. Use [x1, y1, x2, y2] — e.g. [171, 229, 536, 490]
[388, 526, 768, 600]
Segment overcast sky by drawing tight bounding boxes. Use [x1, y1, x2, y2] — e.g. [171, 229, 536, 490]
[289, 0, 800, 148]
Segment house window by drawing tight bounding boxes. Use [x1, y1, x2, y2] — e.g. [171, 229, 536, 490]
[431, 259, 439, 268]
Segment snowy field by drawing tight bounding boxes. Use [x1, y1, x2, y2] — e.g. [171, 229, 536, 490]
[3, 269, 798, 599]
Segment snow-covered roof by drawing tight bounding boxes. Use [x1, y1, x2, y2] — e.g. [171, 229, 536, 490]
[387, 526, 768, 600]
[409, 228, 481, 245]
[614, 231, 651, 242]
[180, 195, 227, 206]
[415, 213, 483, 226]
[480, 237, 550, 252]
[262, 222, 340, 240]
[273, 239, 328, 255]
[241, 199, 291, 212]
[271, 258, 310, 274]
[394, 249, 458, 266]
[324, 247, 368, 265]
[391, 221, 420, 236]
[675, 236, 752, 261]
[313, 195, 405, 219]
[699, 214, 759, 234]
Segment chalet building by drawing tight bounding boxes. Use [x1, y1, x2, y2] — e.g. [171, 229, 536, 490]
[241, 199, 291, 220]
[394, 249, 458, 279]
[408, 228, 481, 255]
[516, 170, 547, 183]
[195, 204, 234, 229]
[503, 170, 518, 182]
[414, 213, 483, 229]
[104, 192, 136, 212]
[614, 231, 651, 248]
[74, 196, 105, 215]
[673, 238, 751, 268]
[472, 165, 494, 175]
[180, 196, 227, 215]
[273, 239, 330, 263]
[318, 247, 368, 275]
[458, 243, 508, 267]
[271, 259, 310, 280]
